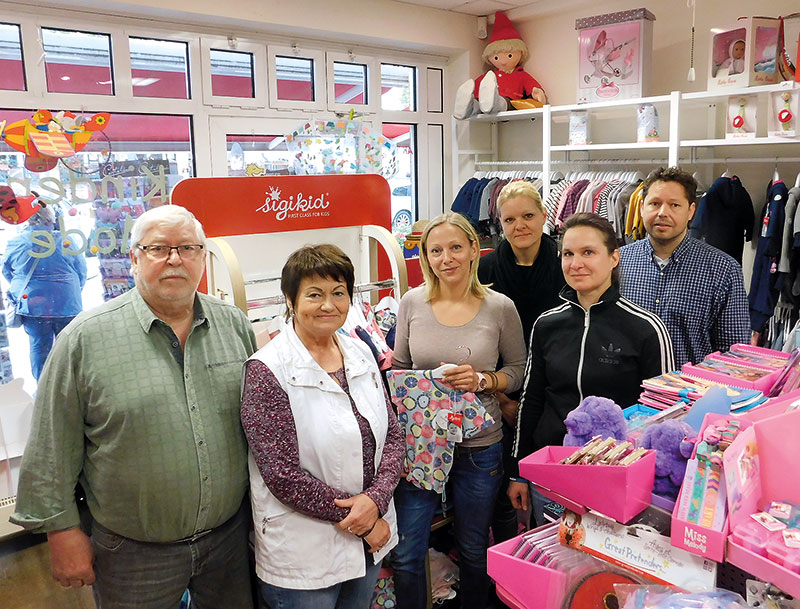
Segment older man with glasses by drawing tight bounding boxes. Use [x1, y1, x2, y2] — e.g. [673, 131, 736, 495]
[12, 204, 257, 609]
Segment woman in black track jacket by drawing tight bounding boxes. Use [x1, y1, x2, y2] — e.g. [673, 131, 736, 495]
[508, 213, 675, 515]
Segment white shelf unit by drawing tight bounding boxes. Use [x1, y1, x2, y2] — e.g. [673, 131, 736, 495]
[453, 82, 800, 204]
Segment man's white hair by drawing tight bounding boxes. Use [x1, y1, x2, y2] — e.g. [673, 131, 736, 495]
[130, 204, 205, 250]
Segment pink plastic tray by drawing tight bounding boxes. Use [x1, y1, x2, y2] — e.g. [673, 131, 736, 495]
[519, 445, 655, 523]
[487, 531, 567, 609]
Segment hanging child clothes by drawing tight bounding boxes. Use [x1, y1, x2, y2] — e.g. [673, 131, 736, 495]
[386, 366, 494, 495]
[749, 180, 790, 333]
[689, 175, 754, 264]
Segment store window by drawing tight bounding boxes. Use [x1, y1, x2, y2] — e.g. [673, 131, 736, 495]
[129, 37, 190, 99]
[226, 135, 294, 176]
[42, 27, 114, 95]
[381, 64, 417, 112]
[0, 23, 25, 91]
[383, 123, 417, 232]
[332, 61, 368, 105]
[209, 49, 254, 98]
[0, 109, 193, 391]
[275, 55, 315, 102]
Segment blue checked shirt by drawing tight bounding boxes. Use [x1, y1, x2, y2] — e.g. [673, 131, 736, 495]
[619, 235, 749, 366]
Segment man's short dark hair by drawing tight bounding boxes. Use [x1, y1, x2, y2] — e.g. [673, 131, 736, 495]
[642, 167, 698, 205]
[281, 244, 355, 315]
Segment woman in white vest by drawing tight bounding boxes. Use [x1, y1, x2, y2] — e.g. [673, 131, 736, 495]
[241, 244, 404, 609]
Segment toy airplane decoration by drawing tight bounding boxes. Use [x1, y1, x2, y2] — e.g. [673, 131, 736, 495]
[0, 109, 110, 172]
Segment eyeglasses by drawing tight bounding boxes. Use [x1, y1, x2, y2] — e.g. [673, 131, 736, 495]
[136, 244, 205, 261]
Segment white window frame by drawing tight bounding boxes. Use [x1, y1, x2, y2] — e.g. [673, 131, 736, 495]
[267, 44, 325, 112]
[325, 50, 377, 114]
[200, 36, 267, 109]
[123, 33, 197, 103]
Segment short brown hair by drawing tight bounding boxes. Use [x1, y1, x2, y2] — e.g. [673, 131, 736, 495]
[642, 167, 698, 205]
[281, 244, 355, 316]
[561, 212, 620, 284]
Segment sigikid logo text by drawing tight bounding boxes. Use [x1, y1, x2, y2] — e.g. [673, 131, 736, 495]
[255, 186, 331, 221]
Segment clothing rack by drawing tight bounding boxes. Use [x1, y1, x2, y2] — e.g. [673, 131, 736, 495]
[246, 279, 396, 310]
[474, 157, 800, 168]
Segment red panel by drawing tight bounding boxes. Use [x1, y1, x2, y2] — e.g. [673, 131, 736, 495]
[276, 79, 313, 102]
[132, 68, 188, 99]
[211, 73, 253, 98]
[170, 175, 391, 237]
[0, 58, 25, 91]
[45, 62, 112, 95]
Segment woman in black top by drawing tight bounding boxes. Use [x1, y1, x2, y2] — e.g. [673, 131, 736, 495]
[509, 213, 675, 515]
[478, 181, 565, 345]
[478, 181, 565, 541]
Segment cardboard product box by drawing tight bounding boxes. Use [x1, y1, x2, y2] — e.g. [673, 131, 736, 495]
[708, 17, 783, 90]
[559, 510, 717, 590]
[575, 8, 655, 103]
[725, 409, 800, 597]
[726, 94, 758, 140]
[768, 84, 800, 138]
[671, 413, 753, 562]
[520, 445, 655, 523]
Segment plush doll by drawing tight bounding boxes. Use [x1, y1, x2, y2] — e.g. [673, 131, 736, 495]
[639, 420, 696, 500]
[563, 396, 627, 447]
[453, 11, 547, 120]
[717, 39, 746, 76]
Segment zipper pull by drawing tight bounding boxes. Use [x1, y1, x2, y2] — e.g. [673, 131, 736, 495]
[584, 310, 590, 328]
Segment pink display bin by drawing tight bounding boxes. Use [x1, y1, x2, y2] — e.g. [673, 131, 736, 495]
[724, 408, 800, 597]
[681, 360, 782, 393]
[741, 389, 800, 423]
[487, 531, 567, 609]
[670, 413, 753, 562]
[519, 446, 655, 523]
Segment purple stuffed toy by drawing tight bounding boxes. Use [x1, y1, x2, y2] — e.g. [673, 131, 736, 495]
[563, 396, 627, 447]
[640, 419, 696, 499]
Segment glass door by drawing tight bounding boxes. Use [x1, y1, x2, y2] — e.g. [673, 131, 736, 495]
[208, 117, 299, 177]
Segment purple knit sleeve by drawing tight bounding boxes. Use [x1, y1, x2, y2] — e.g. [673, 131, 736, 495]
[361, 385, 405, 515]
[241, 360, 350, 523]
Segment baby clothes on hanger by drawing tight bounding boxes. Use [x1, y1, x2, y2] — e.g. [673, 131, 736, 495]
[689, 175, 754, 264]
[386, 367, 494, 495]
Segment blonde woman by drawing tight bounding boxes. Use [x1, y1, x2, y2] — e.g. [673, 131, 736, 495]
[477, 181, 565, 541]
[390, 212, 526, 609]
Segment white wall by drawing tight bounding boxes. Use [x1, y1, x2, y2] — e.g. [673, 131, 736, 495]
[516, 0, 800, 104]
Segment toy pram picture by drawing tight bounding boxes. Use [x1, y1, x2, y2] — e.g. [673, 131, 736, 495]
[576, 8, 655, 103]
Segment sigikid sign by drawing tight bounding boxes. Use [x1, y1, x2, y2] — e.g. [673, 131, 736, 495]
[7, 165, 167, 259]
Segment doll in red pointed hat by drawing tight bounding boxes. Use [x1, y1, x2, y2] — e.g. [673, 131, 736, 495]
[453, 11, 547, 120]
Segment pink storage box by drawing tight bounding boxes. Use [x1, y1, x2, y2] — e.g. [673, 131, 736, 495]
[681, 360, 781, 392]
[741, 389, 800, 423]
[519, 445, 655, 523]
[708, 344, 790, 370]
[725, 408, 800, 597]
[670, 413, 753, 562]
[487, 530, 567, 609]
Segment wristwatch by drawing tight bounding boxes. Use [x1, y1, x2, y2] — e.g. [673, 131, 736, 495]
[476, 372, 488, 391]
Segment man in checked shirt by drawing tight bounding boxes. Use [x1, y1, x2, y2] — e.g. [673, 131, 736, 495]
[12, 204, 257, 608]
[619, 167, 749, 366]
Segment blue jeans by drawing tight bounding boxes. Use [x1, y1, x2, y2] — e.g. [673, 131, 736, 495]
[258, 547, 380, 609]
[21, 316, 72, 380]
[391, 441, 503, 609]
[90, 504, 254, 609]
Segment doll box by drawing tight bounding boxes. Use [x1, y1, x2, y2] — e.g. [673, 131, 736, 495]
[487, 530, 568, 609]
[670, 413, 753, 562]
[519, 445, 655, 523]
[724, 408, 800, 597]
[768, 84, 800, 138]
[575, 8, 655, 104]
[708, 17, 783, 90]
